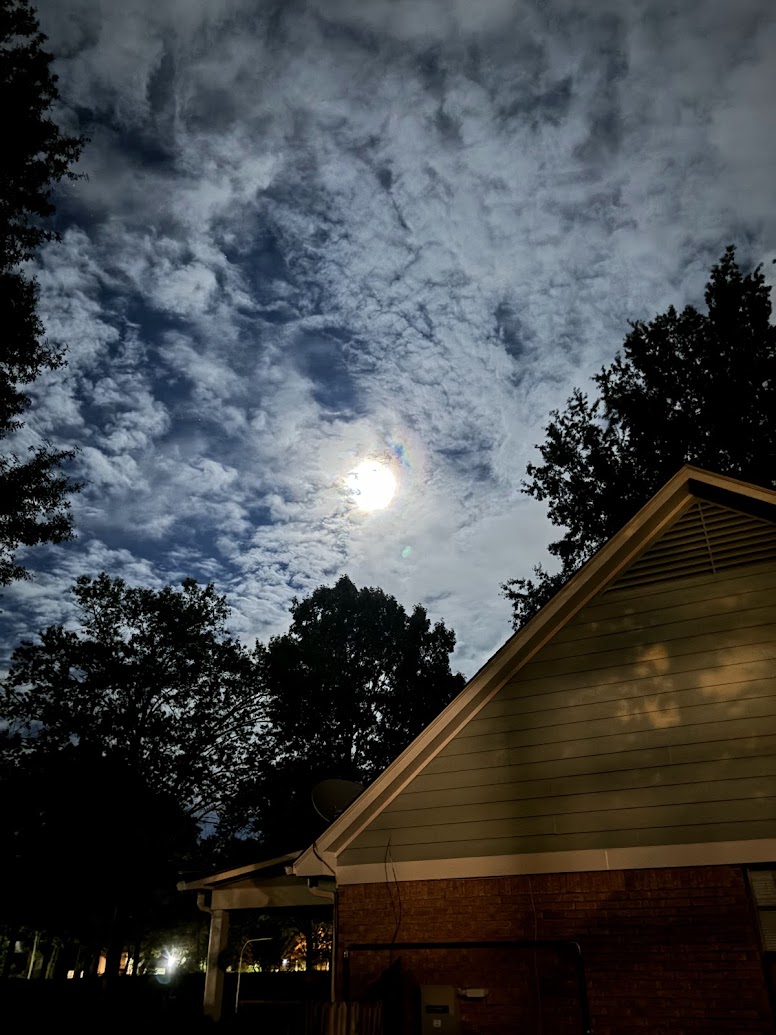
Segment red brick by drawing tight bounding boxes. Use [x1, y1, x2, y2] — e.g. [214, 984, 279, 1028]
[337, 865, 775, 1035]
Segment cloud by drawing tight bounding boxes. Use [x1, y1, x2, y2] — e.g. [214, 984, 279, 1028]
[3, 0, 773, 680]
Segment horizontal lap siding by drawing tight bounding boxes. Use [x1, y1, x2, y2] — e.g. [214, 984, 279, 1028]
[340, 561, 776, 867]
[550, 567, 776, 642]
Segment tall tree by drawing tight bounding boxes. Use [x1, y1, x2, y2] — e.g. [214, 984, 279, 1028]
[0, 573, 263, 971]
[2, 573, 263, 823]
[503, 247, 776, 628]
[0, 743, 200, 967]
[221, 575, 465, 855]
[1, 0, 85, 585]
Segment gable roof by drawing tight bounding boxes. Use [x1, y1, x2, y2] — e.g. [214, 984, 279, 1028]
[294, 466, 776, 878]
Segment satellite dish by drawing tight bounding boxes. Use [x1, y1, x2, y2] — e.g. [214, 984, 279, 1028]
[312, 779, 364, 822]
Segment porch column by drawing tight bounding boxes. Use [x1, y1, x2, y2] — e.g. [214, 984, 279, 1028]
[204, 908, 230, 1022]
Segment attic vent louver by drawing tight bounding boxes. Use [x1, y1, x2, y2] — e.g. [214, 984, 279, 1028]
[606, 501, 776, 593]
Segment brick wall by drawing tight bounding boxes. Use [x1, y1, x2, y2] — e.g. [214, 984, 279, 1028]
[337, 866, 775, 1035]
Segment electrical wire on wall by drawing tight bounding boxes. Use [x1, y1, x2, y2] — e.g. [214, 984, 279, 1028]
[384, 838, 402, 966]
[312, 840, 335, 876]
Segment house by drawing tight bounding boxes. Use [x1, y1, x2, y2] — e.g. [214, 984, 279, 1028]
[290, 466, 776, 1034]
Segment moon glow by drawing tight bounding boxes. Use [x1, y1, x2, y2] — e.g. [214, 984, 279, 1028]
[346, 459, 397, 511]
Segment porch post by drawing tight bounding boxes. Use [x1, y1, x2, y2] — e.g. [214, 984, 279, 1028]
[204, 908, 230, 1022]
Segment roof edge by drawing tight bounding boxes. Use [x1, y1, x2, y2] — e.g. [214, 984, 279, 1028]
[178, 850, 303, 892]
[294, 466, 776, 878]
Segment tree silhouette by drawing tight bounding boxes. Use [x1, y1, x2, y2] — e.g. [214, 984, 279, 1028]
[0, 0, 86, 584]
[503, 247, 776, 627]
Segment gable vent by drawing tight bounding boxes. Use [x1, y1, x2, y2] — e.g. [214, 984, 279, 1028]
[606, 500, 776, 593]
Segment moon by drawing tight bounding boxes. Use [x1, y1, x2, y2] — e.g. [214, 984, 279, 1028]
[346, 459, 397, 512]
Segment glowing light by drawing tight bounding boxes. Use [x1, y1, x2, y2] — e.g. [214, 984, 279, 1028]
[163, 948, 180, 973]
[346, 459, 397, 511]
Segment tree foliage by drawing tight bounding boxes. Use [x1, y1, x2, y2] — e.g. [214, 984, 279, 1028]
[1, 572, 467, 953]
[0, 573, 264, 965]
[503, 247, 776, 628]
[220, 575, 465, 855]
[0, 744, 200, 949]
[0, 0, 86, 585]
[2, 573, 264, 823]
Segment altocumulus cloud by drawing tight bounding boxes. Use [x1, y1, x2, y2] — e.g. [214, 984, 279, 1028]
[2, 0, 775, 676]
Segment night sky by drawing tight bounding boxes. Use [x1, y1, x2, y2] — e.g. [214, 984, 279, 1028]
[3, 0, 775, 677]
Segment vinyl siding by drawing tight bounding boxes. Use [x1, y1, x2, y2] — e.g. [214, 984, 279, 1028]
[340, 557, 776, 867]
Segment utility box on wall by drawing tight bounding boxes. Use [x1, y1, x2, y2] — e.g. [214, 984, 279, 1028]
[420, 985, 460, 1034]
